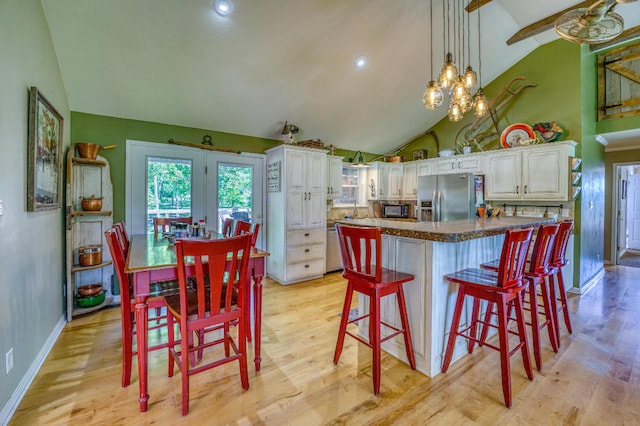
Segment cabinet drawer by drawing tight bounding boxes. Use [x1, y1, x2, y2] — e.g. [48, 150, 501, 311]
[286, 228, 324, 245]
[286, 258, 325, 280]
[287, 244, 324, 264]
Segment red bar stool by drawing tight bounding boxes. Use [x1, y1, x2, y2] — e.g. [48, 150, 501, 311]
[442, 227, 534, 408]
[548, 220, 574, 341]
[334, 224, 416, 396]
[480, 223, 560, 371]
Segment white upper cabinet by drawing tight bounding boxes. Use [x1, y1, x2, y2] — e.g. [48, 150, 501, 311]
[485, 141, 576, 201]
[387, 163, 403, 200]
[402, 162, 418, 200]
[326, 155, 344, 200]
[367, 162, 389, 200]
[435, 154, 485, 175]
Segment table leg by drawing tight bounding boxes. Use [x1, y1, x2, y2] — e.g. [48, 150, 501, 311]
[134, 295, 149, 412]
[252, 258, 265, 372]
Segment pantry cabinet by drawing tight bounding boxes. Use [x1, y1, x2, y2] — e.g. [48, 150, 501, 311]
[65, 148, 114, 321]
[485, 141, 576, 201]
[266, 145, 327, 285]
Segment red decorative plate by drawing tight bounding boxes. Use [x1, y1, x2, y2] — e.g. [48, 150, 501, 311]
[500, 123, 535, 148]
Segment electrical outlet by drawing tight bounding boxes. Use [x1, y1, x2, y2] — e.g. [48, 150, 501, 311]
[0, 200, 4, 216]
[562, 208, 569, 217]
[6, 348, 13, 374]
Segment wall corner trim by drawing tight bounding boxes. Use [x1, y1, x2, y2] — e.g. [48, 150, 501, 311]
[569, 268, 605, 295]
[0, 315, 67, 426]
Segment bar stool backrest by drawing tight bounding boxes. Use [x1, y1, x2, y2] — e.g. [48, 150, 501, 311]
[550, 220, 573, 268]
[528, 224, 559, 276]
[497, 227, 534, 289]
[336, 224, 382, 283]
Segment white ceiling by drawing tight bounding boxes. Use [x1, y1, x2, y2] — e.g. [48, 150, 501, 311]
[40, 0, 640, 154]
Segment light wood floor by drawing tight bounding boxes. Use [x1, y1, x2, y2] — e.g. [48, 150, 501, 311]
[10, 266, 640, 425]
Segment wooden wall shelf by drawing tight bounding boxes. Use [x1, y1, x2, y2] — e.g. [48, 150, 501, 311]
[71, 211, 113, 217]
[72, 157, 107, 167]
[71, 260, 113, 274]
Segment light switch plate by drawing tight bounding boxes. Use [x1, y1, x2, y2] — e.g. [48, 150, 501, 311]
[0, 200, 4, 216]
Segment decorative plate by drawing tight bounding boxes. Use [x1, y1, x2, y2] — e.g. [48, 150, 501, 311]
[500, 123, 535, 148]
[532, 121, 564, 143]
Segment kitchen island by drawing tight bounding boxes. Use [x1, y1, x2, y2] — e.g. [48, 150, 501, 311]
[335, 216, 570, 377]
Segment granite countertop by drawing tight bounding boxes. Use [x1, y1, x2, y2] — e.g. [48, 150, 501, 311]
[334, 217, 555, 242]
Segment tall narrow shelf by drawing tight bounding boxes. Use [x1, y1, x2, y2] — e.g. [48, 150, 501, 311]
[65, 148, 114, 321]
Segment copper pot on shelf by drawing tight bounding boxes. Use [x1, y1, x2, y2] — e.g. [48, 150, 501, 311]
[78, 245, 102, 267]
[80, 196, 103, 211]
[77, 283, 103, 297]
[75, 142, 116, 160]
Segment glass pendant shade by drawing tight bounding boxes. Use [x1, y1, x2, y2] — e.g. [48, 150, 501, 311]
[464, 66, 477, 89]
[450, 77, 466, 102]
[473, 88, 488, 117]
[460, 89, 472, 113]
[422, 80, 444, 110]
[448, 100, 463, 122]
[438, 52, 458, 89]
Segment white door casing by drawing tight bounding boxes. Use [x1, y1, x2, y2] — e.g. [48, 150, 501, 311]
[627, 174, 640, 250]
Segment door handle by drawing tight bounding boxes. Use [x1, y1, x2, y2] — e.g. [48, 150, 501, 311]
[524, 185, 528, 194]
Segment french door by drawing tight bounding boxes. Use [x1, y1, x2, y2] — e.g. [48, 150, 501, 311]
[126, 140, 264, 245]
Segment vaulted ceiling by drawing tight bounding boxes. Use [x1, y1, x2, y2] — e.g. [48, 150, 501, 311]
[41, 0, 640, 154]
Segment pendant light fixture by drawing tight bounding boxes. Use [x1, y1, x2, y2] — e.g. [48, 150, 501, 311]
[472, 0, 488, 117]
[463, 1, 477, 89]
[438, 0, 458, 89]
[423, 0, 444, 110]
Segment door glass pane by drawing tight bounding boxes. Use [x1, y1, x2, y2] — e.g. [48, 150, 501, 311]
[146, 157, 192, 233]
[217, 163, 253, 232]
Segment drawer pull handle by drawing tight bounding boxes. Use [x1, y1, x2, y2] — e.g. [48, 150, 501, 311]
[305, 264, 310, 268]
[304, 233, 310, 237]
[305, 249, 310, 252]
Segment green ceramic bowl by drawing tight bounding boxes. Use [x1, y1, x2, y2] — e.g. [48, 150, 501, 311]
[75, 290, 106, 308]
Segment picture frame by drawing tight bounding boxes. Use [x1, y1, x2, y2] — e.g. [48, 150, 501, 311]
[27, 86, 64, 211]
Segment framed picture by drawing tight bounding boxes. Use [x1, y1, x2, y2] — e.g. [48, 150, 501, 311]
[27, 87, 64, 211]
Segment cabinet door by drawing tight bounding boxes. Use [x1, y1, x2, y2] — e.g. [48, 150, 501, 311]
[402, 162, 418, 200]
[306, 152, 326, 193]
[286, 191, 306, 229]
[435, 158, 458, 174]
[417, 160, 433, 177]
[286, 150, 306, 192]
[522, 147, 567, 200]
[327, 156, 343, 199]
[485, 151, 522, 200]
[387, 163, 403, 199]
[378, 163, 389, 199]
[307, 191, 326, 227]
[458, 155, 484, 174]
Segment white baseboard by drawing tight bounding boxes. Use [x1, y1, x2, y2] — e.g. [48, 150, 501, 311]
[568, 268, 604, 295]
[0, 315, 66, 426]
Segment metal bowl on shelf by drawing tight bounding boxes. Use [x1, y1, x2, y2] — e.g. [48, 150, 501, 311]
[77, 283, 102, 297]
[80, 196, 103, 211]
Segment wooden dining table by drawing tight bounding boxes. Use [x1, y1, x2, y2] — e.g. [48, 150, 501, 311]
[125, 233, 269, 412]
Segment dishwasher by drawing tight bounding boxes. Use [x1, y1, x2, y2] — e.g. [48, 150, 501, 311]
[326, 226, 343, 273]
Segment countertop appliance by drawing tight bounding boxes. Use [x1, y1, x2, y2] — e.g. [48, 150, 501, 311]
[417, 173, 475, 222]
[382, 204, 410, 218]
[326, 226, 343, 273]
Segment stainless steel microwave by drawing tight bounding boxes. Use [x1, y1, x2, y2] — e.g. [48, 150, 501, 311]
[381, 204, 410, 218]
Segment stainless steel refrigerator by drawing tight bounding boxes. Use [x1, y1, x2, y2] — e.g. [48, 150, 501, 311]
[417, 173, 475, 222]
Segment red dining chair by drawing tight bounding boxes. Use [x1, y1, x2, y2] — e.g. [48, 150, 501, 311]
[153, 216, 193, 238]
[334, 224, 416, 396]
[235, 220, 260, 247]
[164, 234, 252, 415]
[442, 227, 534, 408]
[222, 218, 235, 237]
[548, 220, 574, 340]
[105, 228, 187, 388]
[480, 223, 559, 371]
[113, 221, 129, 254]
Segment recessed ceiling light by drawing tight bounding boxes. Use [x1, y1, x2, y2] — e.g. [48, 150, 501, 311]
[214, 0, 233, 16]
[354, 55, 367, 69]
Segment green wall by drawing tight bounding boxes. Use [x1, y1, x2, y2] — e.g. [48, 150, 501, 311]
[70, 113, 282, 223]
[70, 112, 378, 224]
